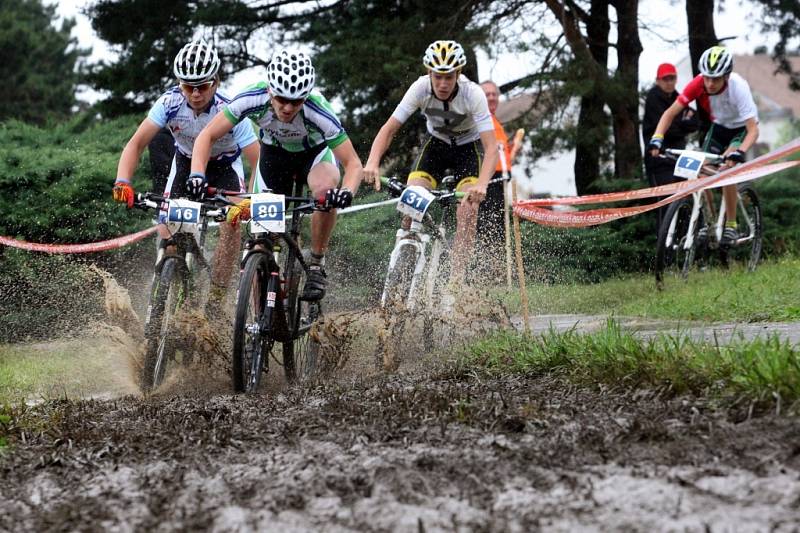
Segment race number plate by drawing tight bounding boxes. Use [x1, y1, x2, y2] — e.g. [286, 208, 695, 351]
[397, 185, 435, 222]
[250, 193, 286, 233]
[673, 150, 708, 180]
[165, 199, 201, 235]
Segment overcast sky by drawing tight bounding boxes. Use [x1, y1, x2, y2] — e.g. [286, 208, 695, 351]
[54, 0, 773, 102]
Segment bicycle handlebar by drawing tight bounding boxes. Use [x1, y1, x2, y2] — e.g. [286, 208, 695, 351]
[661, 148, 725, 165]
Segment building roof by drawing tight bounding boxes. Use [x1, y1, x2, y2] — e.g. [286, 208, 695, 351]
[733, 54, 800, 119]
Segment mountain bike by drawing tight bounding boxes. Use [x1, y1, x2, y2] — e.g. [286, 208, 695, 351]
[232, 181, 324, 393]
[134, 190, 230, 391]
[655, 148, 763, 287]
[375, 175, 507, 369]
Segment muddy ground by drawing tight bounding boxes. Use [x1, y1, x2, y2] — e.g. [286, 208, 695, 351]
[2, 270, 800, 531]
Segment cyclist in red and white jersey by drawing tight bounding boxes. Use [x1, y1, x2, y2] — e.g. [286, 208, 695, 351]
[648, 46, 759, 246]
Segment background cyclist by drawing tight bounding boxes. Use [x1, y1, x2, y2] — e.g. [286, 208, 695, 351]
[191, 49, 363, 302]
[648, 46, 759, 246]
[362, 40, 498, 281]
[112, 39, 260, 317]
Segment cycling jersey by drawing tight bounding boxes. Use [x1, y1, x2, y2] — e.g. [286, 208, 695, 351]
[147, 87, 256, 161]
[392, 75, 494, 146]
[223, 83, 349, 152]
[677, 73, 758, 129]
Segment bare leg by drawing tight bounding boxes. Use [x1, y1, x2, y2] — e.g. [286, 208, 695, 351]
[211, 222, 240, 287]
[723, 184, 738, 223]
[307, 162, 340, 254]
[451, 199, 479, 281]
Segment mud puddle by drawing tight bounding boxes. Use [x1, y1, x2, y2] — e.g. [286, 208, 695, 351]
[2, 369, 800, 531]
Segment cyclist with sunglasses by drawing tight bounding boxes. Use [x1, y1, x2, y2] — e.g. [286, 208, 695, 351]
[112, 39, 260, 316]
[192, 49, 363, 301]
[648, 46, 759, 246]
[362, 40, 498, 281]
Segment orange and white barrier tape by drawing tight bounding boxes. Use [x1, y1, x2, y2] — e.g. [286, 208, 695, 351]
[514, 138, 800, 227]
[0, 226, 158, 254]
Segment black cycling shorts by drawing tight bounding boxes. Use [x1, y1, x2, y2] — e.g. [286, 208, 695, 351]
[702, 123, 746, 155]
[408, 136, 483, 191]
[257, 143, 331, 196]
[164, 152, 245, 198]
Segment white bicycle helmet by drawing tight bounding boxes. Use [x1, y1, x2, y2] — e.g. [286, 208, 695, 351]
[423, 40, 467, 74]
[698, 46, 733, 78]
[173, 39, 220, 83]
[267, 50, 315, 100]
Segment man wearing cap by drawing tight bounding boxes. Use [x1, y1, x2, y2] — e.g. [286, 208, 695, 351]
[641, 62, 698, 229]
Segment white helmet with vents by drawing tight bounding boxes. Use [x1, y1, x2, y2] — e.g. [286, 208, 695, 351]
[698, 46, 733, 78]
[267, 49, 316, 100]
[173, 39, 220, 83]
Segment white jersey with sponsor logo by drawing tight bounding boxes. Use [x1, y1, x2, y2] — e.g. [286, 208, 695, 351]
[391, 75, 493, 146]
[147, 87, 257, 161]
[223, 83, 349, 153]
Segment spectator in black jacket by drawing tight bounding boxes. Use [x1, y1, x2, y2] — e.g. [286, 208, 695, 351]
[642, 62, 699, 228]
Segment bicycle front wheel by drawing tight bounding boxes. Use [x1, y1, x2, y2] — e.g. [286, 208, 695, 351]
[232, 252, 276, 393]
[141, 257, 187, 392]
[375, 244, 419, 371]
[655, 197, 697, 287]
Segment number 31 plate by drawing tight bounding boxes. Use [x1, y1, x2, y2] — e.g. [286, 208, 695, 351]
[397, 185, 435, 222]
[250, 193, 286, 233]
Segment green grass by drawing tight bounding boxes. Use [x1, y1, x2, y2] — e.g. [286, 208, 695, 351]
[466, 320, 800, 408]
[508, 257, 800, 323]
[0, 338, 135, 404]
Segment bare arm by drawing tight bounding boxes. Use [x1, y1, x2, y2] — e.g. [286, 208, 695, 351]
[332, 138, 363, 195]
[116, 118, 162, 181]
[363, 117, 403, 190]
[191, 112, 238, 176]
[736, 117, 759, 154]
[648, 100, 686, 156]
[241, 140, 260, 193]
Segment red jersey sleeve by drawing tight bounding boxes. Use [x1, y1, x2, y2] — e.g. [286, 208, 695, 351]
[677, 74, 705, 106]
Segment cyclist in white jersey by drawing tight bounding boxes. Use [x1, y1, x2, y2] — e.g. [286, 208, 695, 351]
[362, 40, 498, 281]
[112, 39, 260, 315]
[648, 46, 759, 246]
[192, 49, 363, 301]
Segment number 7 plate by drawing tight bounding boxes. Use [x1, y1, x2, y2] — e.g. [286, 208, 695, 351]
[250, 193, 286, 233]
[397, 185, 435, 222]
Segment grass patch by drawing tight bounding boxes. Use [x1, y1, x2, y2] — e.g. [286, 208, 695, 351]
[511, 256, 800, 322]
[466, 320, 800, 409]
[0, 338, 133, 404]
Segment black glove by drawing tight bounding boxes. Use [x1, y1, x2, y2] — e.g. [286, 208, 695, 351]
[323, 188, 353, 209]
[185, 172, 207, 200]
[724, 149, 746, 164]
[647, 136, 664, 153]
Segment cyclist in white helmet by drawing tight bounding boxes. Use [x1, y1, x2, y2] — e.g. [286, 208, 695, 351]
[648, 45, 759, 246]
[192, 49, 363, 301]
[112, 39, 260, 319]
[363, 39, 498, 281]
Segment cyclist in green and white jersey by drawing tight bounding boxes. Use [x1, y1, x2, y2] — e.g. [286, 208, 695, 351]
[192, 49, 363, 301]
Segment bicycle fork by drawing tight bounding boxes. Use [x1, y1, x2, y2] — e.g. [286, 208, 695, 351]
[380, 228, 431, 311]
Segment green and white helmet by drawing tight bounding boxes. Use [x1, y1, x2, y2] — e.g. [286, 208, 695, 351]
[173, 39, 220, 83]
[698, 46, 733, 78]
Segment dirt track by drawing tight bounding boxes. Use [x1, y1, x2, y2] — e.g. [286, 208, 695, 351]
[3, 344, 800, 531]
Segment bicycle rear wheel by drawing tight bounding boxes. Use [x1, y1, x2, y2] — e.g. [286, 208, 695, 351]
[141, 257, 187, 391]
[721, 186, 762, 271]
[655, 197, 697, 287]
[232, 252, 277, 393]
[282, 246, 320, 384]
